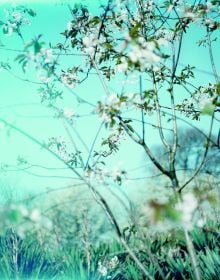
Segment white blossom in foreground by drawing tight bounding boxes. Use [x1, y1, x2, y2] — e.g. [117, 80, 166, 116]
[108, 94, 120, 105]
[128, 40, 161, 70]
[117, 57, 128, 72]
[177, 193, 198, 229]
[98, 256, 119, 277]
[108, 256, 119, 269]
[30, 208, 41, 222]
[101, 112, 112, 124]
[82, 34, 98, 56]
[40, 48, 54, 63]
[98, 262, 108, 277]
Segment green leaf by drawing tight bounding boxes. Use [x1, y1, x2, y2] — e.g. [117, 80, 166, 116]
[34, 41, 42, 54]
[7, 210, 22, 223]
[201, 104, 215, 115]
[126, 124, 134, 132]
[3, 26, 8, 34]
[216, 83, 220, 95]
[129, 22, 141, 39]
[27, 9, 36, 17]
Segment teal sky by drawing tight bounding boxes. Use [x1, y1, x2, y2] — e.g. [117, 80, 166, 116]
[0, 0, 219, 202]
[0, 0, 146, 200]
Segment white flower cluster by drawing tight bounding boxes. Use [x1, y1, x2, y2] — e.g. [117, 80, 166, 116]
[193, 83, 215, 110]
[112, 165, 126, 183]
[25, 47, 54, 79]
[184, 11, 196, 20]
[61, 72, 79, 88]
[37, 69, 52, 83]
[180, 1, 220, 27]
[82, 33, 105, 57]
[98, 261, 108, 277]
[84, 159, 126, 185]
[128, 39, 161, 69]
[97, 93, 122, 124]
[117, 57, 128, 73]
[40, 48, 54, 63]
[98, 256, 119, 277]
[143, 0, 155, 12]
[205, 18, 216, 29]
[2, 8, 31, 36]
[118, 37, 168, 72]
[66, 21, 74, 32]
[32, 48, 54, 65]
[156, 28, 175, 42]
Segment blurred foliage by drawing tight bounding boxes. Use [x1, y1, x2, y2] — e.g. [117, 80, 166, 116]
[0, 221, 219, 279]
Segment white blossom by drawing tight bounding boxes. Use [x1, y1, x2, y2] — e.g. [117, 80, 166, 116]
[117, 58, 128, 72]
[17, 205, 28, 217]
[128, 42, 160, 69]
[37, 69, 51, 83]
[4, 22, 16, 36]
[82, 34, 97, 55]
[108, 256, 119, 269]
[177, 193, 197, 229]
[156, 28, 175, 42]
[40, 48, 54, 63]
[157, 37, 169, 46]
[12, 11, 23, 22]
[144, 0, 155, 12]
[112, 167, 121, 180]
[30, 209, 41, 222]
[184, 12, 196, 20]
[167, 5, 174, 13]
[63, 108, 74, 119]
[101, 112, 111, 123]
[129, 45, 143, 63]
[98, 261, 108, 277]
[206, 2, 214, 12]
[197, 218, 205, 227]
[61, 72, 79, 88]
[205, 18, 215, 29]
[67, 21, 73, 31]
[108, 94, 119, 105]
[117, 10, 128, 21]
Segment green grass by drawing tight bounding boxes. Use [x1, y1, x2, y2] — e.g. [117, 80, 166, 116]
[0, 222, 219, 280]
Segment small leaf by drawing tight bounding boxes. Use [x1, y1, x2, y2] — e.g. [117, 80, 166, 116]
[127, 124, 134, 132]
[27, 9, 36, 17]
